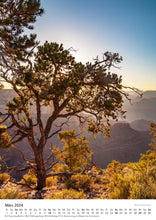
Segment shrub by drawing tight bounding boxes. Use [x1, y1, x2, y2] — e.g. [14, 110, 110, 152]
[107, 160, 124, 175]
[46, 176, 57, 187]
[94, 175, 106, 184]
[0, 173, 10, 185]
[108, 172, 133, 199]
[21, 170, 36, 185]
[107, 163, 156, 199]
[52, 164, 70, 182]
[148, 167, 156, 181]
[87, 165, 103, 176]
[129, 182, 156, 199]
[53, 130, 93, 173]
[46, 189, 86, 199]
[65, 174, 93, 192]
[0, 188, 26, 199]
[0, 125, 12, 149]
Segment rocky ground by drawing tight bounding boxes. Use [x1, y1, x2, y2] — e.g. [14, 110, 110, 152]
[0, 172, 110, 199]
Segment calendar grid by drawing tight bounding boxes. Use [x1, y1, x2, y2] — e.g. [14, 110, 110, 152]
[4, 207, 152, 218]
[0, 199, 155, 219]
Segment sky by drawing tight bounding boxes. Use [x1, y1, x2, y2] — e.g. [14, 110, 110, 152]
[31, 0, 156, 91]
[2, 0, 153, 91]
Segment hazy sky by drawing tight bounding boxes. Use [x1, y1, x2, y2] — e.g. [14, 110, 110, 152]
[34, 0, 156, 90]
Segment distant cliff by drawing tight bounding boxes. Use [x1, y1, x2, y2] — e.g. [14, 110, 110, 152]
[0, 90, 153, 179]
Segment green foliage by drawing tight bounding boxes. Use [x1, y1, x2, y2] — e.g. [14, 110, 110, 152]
[138, 150, 156, 168]
[0, 173, 10, 185]
[108, 172, 134, 199]
[2, 40, 126, 141]
[148, 166, 156, 181]
[0, 0, 43, 62]
[129, 179, 156, 199]
[105, 160, 129, 199]
[0, 187, 26, 199]
[53, 130, 93, 173]
[46, 176, 57, 187]
[149, 122, 156, 151]
[107, 150, 156, 199]
[7, 96, 30, 114]
[0, 123, 11, 149]
[52, 164, 70, 182]
[21, 170, 36, 185]
[65, 174, 93, 192]
[46, 189, 86, 199]
[107, 160, 124, 174]
[88, 120, 111, 138]
[0, 125, 7, 134]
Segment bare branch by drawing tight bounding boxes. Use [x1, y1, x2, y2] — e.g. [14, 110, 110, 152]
[57, 110, 81, 118]
[48, 118, 70, 139]
[47, 128, 62, 139]
[7, 123, 15, 129]
[0, 156, 31, 173]
[10, 177, 34, 190]
[10, 113, 29, 132]
[45, 151, 55, 162]
[0, 164, 30, 174]
[11, 135, 27, 145]
[45, 162, 58, 172]
[46, 172, 74, 178]
[0, 115, 10, 124]
[13, 146, 29, 162]
[81, 59, 108, 79]
[122, 86, 143, 97]
[67, 46, 78, 53]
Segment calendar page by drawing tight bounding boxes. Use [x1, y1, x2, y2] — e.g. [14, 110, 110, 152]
[0, 0, 156, 220]
[0, 199, 155, 220]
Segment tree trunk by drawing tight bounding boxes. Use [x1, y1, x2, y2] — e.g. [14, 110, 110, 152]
[35, 150, 46, 190]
